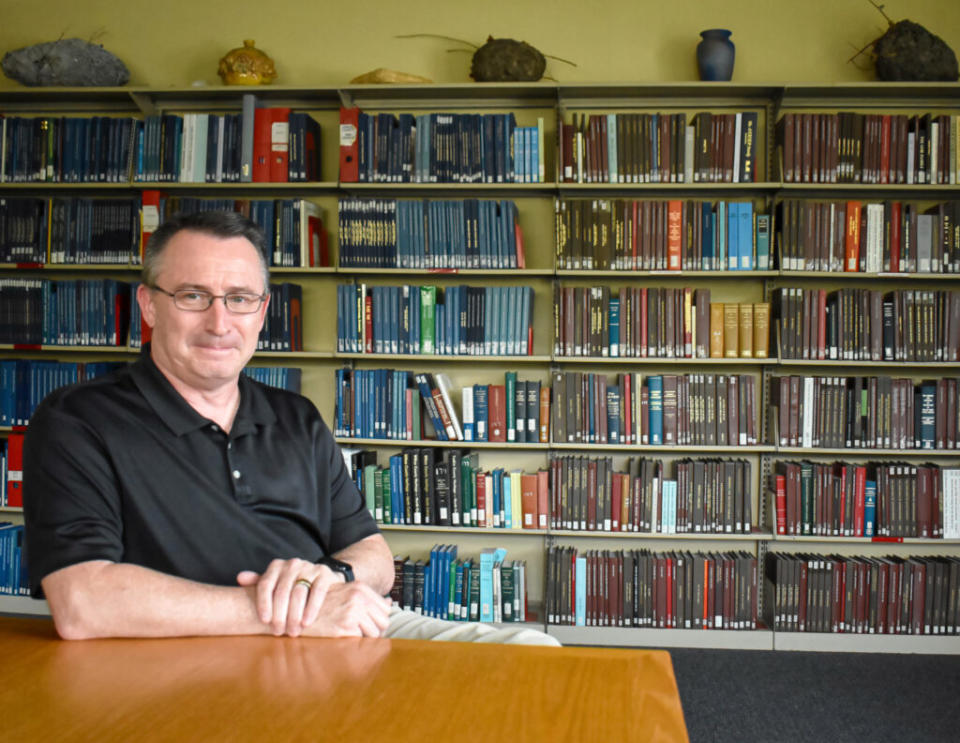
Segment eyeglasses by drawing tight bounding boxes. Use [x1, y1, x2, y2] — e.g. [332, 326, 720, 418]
[150, 285, 267, 314]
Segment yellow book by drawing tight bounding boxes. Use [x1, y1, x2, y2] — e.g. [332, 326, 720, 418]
[753, 302, 771, 359]
[710, 303, 725, 358]
[738, 303, 754, 358]
[723, 303, 740, 358]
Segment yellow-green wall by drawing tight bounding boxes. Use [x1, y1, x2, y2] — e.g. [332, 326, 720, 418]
[1, 0, 959, 88]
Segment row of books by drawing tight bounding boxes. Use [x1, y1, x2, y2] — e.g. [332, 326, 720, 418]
[550, 372, 759, 447]
[241, 366, 302, 394]
[134, 103, 321, 183]
[777, 112, 959, 185]
[1, 115, 136, 184]
[144, 194, 329, 268]
[336, 198, 524, 269]
[548, 455, 753, 535]
[547, 547, 759, 629]
[0, 523, 27, 596]
[0, 360, 124, 427]
[334, 369, 545, 444]
[0, 197, 141, 265]
[775, 200, 959, 274]
[553, 285, 771, 359]
[775, 287, 960, 362]
[771, 461, 960, 540]
[256, 283, 303, 352]
[390, 547, 528, 623]
[559, 111, 759, 184]
[0, 278, 131, 347]
[336, 284, 535, 356]
[339, 108, 542, 184]
[771, 375, 960, 450]
[763, 553, 960, 635]
[351, 447, 547, 529]
[555, 199, 770, 271]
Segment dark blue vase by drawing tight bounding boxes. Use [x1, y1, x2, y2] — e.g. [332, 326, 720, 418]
[697, 29, 735, 81]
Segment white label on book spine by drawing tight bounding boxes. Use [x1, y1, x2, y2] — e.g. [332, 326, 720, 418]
[339, 123, 357, 146]
[142, 206, 160, 233]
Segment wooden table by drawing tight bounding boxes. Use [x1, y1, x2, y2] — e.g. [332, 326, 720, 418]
[0, 617, 689, 742]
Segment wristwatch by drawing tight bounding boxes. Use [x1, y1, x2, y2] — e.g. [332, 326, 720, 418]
[317, 555, 355, 583]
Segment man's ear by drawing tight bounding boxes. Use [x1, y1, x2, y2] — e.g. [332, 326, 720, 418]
[136, 283, 157, 329]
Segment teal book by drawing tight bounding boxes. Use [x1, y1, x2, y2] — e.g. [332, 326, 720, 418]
[505, 371, 517, 442]
[648, 376, 664, 445]
[739, 200, 753, 270]
[755, 213, 770, 270]
[479, 547, 496, 622]
[609, 296, 620, 357]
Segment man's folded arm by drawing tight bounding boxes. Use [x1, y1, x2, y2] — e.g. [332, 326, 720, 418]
[42, 560, 271, 640]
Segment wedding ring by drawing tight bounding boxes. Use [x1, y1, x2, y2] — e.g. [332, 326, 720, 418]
[294, 578, 313, 590]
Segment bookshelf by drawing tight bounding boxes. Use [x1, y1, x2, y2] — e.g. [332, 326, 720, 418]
[0, 82, 958, 652]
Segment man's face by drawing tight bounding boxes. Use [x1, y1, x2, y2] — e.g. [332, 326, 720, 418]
[137, 230, 269, 392]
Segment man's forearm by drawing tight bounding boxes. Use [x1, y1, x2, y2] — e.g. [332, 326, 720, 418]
[43, 560, 270, 640]
[332, 534, 395, 596]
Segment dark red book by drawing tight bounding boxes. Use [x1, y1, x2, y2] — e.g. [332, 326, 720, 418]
[6, 433, 24, 507]
[488, 384, 507, 442]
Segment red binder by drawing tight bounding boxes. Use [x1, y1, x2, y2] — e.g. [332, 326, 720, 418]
[6, 433, 24, 508]
[339, 107, 360, 182]
[269, 107, 291, 182]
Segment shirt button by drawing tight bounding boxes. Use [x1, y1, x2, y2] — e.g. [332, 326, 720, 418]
[232, 470, 242, 479]
[210, 424, 219, 432]
[227, 442, 232, 450]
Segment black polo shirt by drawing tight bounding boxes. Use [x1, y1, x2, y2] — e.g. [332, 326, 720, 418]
[23, 350, 378, 597]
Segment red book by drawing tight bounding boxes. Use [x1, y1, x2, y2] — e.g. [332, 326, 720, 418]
[488, 385, 507, 442]
[853, 465, 866, 537]
[363, 294, 373, 354]
[880, 115, 891, 184]
[268, 107, 291, 182]
[611, 472, 622, 531]
[520, 473, 538, 529]
[844, 201, 863, 271]
[774, 474, 787, 535]
[475, 472, 486, 527]
[514, 222, 526, 269]
[666, 200, 683, 270]
[338, 107, 360, 182]
[536, 469, 549, 529]
[889, 201, 902, 272]
[252, 107, 273, 182]
[6, 433, 24, 507]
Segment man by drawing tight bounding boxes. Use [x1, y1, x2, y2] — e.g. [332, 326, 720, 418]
[24, 211, 556, 646]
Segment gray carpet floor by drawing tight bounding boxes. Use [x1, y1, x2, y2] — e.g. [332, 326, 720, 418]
[669, 648, 960, 743]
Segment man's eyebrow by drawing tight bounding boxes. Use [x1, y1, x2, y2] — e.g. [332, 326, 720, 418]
[172, 283, 263, 294]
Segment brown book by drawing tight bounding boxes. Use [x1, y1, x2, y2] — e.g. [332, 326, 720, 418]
[723, 303, 740, 358]
[753, 302, 770, 358]
[695, 289, 711, 358]
[738, 303, 754, 358]
[710, 302, 725, 358]
[663, 375, 678, 445]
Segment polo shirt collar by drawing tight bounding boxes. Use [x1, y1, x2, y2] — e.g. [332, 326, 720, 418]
[129, 347, 277, 437]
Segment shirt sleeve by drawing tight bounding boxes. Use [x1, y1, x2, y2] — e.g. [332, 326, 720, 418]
[318, 416, 381, 554]
[23, 406, 125, 597]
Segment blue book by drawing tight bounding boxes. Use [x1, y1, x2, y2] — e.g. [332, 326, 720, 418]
[701, 203, 715, 270]
[727, 202, 739, 270]
[717, 201, 727, 270]
[503, 473, 512, 529]
[474, 384, 489, 441]
[575, 555, 587, 626]
[739, 200, 753, 270]
[389, 454, 404, 523]
[606, 114, 618, 183]
[491, 468, 503, 527]
[648, 376, 664, 445]
[479, 548, 496, 622]
[453, 561, 465, 621]
[864, 480, 877, 537]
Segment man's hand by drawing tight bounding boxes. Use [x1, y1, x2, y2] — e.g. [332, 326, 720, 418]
[236, 558, 390, 637]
